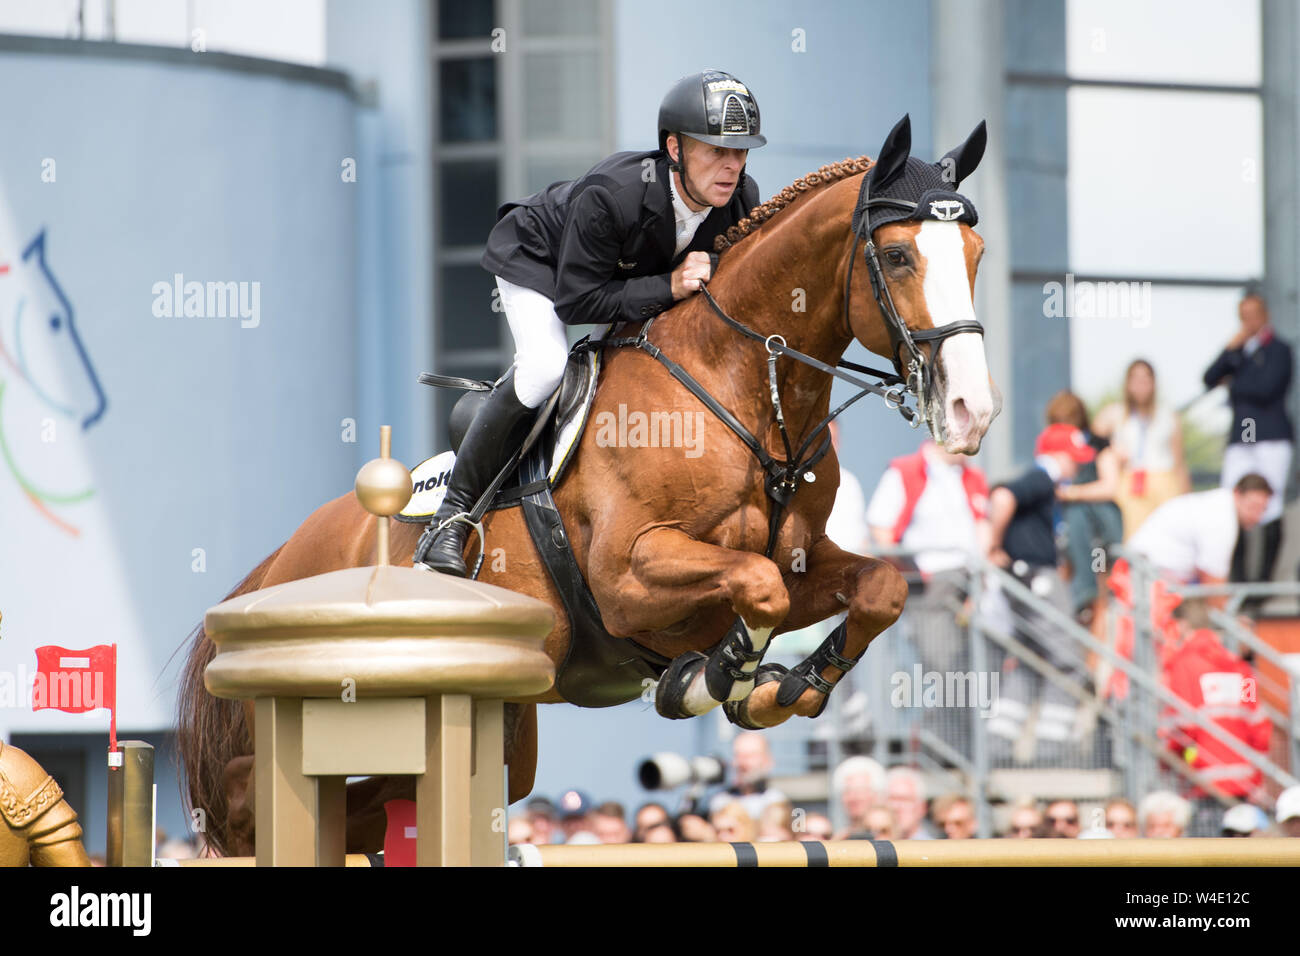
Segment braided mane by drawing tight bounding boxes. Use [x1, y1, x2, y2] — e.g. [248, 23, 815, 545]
[714, 155, 874, 252]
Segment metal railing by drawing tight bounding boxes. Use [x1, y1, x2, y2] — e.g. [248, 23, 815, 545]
[767, 546, 1300, 837]
[1140, 564, 1300, 784]
[986, 553, 1298, 794]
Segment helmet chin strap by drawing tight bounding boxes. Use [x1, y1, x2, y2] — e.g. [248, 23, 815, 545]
[669, 138, 712, 210]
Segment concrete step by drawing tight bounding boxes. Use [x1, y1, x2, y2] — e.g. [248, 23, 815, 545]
[986, 767, 1122, 802]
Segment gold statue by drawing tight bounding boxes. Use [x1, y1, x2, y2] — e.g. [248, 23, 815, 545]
[0, 739, 92, 866]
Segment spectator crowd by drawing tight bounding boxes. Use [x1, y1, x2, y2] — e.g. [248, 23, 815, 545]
[507, 736, 1300, 846]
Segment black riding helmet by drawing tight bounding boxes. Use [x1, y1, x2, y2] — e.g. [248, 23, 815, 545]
[657, 69, 767, 151]
[658, 70, 765, 207]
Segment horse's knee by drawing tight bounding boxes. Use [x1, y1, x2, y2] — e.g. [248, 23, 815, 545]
[851, 560, 908, 632]
[732, 556, 790, 627]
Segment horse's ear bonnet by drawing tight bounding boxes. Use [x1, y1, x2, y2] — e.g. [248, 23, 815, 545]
[852, 115, 987, 236]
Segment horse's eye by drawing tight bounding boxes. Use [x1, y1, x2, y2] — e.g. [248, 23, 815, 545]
[885, 250, 907, 267]
[49, 314, 61, 331]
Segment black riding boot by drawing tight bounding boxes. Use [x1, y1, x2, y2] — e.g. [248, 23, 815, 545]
[418, 375, 535, 577]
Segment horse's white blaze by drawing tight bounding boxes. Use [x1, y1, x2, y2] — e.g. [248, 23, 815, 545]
[914, 220, 996, 450]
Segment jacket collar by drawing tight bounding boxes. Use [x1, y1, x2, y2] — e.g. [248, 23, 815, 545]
[643, 153, 676, 256]
[642, 153, 672, 221]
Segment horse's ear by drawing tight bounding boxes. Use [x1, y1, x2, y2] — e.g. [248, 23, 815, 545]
[866, 114, 912, 194]
[937, 120, 987, 188]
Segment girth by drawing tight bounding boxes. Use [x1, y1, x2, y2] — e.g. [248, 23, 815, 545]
[510, 444, 672, 707]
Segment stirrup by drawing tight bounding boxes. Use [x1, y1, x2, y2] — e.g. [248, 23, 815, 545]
[722, 663, 788, 730]
[775, 620, 861, 718]
[704, 617, 768, 702]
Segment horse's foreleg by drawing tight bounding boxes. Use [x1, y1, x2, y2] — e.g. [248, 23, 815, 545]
[739, 537, 908, 728]
[598, 527, 791, 719]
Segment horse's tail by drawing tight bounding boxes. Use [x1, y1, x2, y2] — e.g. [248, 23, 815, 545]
[175, 545, 283, 857]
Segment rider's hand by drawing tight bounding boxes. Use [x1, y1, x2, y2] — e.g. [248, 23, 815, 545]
[670, 251, 713, 300]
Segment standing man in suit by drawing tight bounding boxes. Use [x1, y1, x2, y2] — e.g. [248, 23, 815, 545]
[1203, 287, 1294, 588]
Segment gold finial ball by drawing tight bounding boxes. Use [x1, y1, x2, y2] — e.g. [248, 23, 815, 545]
[355, 457, 413, 518]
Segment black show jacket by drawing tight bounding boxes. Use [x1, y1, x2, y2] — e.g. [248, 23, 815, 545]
[480, 150, 759, 326]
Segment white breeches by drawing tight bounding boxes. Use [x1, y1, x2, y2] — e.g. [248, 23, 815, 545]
[496, 275, 609, 408]
[496, 276, 570, 408]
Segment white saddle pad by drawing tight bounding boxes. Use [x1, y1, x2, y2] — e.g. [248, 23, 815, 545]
[398, 450, 456, 520]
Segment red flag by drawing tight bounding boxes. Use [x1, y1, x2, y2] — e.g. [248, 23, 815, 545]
[383, 799, 417, 867]
[32, 644, 118, 751]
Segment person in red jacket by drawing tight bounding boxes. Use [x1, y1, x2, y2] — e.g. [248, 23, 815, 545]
[1160, 624, 1270, 833]
[866, 440, 989, 668]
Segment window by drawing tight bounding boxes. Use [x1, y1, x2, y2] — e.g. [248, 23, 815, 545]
[523, 51, 602, 140]
[1061, 0, 1262, 480]
[522, 0, 600, 37]
[440, 162, 500, 247]
[440, 266, 503, 352]
[1067, 87, 1262, 279]
[440, 59, 497, 142]
[431, 0, 612, 447]
[1066, 0, 1259, 86]
[439, 0, 494, 41]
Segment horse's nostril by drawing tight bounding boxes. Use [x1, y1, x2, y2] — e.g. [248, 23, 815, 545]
[949, 397, 970, 433]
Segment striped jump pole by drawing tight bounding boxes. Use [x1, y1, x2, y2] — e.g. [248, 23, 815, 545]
[509, 839, 1300, 867]
[163, 855, 377, 867]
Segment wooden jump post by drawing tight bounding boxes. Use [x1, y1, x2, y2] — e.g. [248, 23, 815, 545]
[508, 838, 1300, 867]
[201, 425, 554, 866]
[136, 426, 555, 867]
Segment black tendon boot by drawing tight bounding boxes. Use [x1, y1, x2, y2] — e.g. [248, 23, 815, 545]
[417, 374, 536, 576]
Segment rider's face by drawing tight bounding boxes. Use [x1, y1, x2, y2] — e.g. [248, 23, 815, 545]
[671, 135, 748, 208]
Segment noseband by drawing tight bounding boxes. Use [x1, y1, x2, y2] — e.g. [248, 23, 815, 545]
[846, 176, 986, 429]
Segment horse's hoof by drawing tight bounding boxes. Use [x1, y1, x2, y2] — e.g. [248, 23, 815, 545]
[723, 663, 788, 729]
[654, 651, 708, 719]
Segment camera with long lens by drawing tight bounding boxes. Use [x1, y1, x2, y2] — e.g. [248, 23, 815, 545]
[637, 752, 726, 790]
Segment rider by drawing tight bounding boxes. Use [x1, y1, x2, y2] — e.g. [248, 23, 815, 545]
[418, 69, 766, 576]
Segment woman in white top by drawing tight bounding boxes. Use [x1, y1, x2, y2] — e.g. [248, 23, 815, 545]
[1092, 359, 1191, 539]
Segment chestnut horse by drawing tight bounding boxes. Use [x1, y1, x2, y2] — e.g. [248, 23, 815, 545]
[178, 115, 1001, 856]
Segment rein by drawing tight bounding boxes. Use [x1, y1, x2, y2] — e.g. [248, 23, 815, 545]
[599, 170, 987, 559]
[597, 282, 917, 559]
